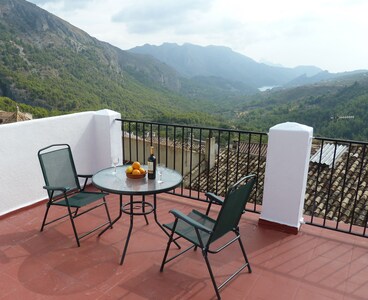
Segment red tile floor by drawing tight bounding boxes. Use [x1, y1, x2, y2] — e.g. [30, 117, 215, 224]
[1, 189, 368, 300]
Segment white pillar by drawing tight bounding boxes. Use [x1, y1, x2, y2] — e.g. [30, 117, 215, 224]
[93, 109, 122, 173]
[260, 122, 313, 233]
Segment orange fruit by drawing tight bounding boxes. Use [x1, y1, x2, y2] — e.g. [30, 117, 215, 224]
[125, 166, 133, 174]
[132, 161, 141, 169]
[139, 167, 146, 175]
[132, 169, 141, 175]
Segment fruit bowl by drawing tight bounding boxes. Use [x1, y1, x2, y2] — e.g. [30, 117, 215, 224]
[126, 173, 146, 179]
[125, 161, 146, 179]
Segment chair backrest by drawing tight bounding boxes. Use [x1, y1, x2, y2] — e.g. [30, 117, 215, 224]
[38, 144, 80, 198]
[209, 175, 256, 244]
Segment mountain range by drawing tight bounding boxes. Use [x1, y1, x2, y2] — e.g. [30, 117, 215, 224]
[0, 0, 260, 121]
[0, 0, 198, 120]
[1, 0, 368, 140]
[130, 43, 323, 88]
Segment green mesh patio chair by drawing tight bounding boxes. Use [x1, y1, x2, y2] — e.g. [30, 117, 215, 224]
[160, 174, 256, 300]
[38, 144, 112, 247]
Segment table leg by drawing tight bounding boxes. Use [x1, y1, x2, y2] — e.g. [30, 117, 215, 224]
[153, 194, 181, 249]
[120, 215, 134, 265]
[120, 195, 134, 265]
[98, 194, 123, 237]
[142, 195, 149, 225]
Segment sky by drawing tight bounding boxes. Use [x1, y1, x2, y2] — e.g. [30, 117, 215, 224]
[28, 0, 368, 73]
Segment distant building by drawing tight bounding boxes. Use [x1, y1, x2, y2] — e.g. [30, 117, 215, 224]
[0, 106, 32, 124]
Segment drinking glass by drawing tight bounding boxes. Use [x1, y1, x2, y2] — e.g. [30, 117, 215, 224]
[112, 156, 119, 174]
[157, 163, 165, 183]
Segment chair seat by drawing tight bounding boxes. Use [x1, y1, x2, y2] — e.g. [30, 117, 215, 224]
[54, 191, 107, 208]
[163, 209, 216, 246]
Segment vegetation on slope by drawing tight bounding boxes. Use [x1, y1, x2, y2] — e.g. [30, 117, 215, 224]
[0, 96, 53, 118]
[233, 75, 368, 140]
[0, 0, 228, 127]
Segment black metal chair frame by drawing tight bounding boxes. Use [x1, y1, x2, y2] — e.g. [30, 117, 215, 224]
[38, 144, 112, 247]
[160, 174, 256, 300]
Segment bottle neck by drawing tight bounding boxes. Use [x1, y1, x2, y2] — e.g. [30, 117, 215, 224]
[150, 147, 154, 155]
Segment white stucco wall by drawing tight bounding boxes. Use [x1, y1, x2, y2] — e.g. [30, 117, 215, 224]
[0, 109, 121, 216]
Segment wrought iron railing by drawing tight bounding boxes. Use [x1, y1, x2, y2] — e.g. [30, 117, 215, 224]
[117, 119, 267, 213]
[306, 137, 368, 237]
[118, 119, 368, 237]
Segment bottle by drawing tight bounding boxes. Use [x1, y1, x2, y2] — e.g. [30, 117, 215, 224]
[147, 146, 156, 179]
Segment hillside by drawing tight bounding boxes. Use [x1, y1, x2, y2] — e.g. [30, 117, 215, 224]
[0, 0, 228, 125]
[233, 73, 368, 140]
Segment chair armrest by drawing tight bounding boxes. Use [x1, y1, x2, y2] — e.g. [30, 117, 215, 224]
[77, 174, 92, 178]
[43, 185, 70, 192]
[205, 192, 224, 205]
[77, 174, 92, 190]
[232, 174, 257, 189]
[170, 209, 212, 234]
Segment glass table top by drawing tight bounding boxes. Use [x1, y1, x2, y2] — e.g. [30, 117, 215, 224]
[92, 165, 183, 195]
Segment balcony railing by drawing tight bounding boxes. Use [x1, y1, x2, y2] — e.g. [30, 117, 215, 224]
[119, 119, 368, 238]
[118, 119, 267, 213]
[306, 137, 368, 237]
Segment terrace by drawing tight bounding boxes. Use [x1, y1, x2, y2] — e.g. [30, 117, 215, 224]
[1, 110, 368, 299]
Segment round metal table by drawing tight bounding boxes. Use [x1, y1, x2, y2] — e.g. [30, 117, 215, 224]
[92, 165, 183, 265]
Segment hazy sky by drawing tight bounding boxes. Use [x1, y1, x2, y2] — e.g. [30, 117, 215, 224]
[28, 0, 368, 73]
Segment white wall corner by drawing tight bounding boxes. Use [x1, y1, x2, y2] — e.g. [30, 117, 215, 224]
[93, 110, 122, 173]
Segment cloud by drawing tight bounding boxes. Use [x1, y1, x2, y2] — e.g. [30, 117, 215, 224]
[112, 0, 214, 34]
[29, 0, 51, 4]
[30, 0, 91, 11]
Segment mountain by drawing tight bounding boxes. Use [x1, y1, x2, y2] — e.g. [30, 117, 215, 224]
[129, 43, 323, 88]
[0, 0, 228, 125]
[0, 0, 265, 122]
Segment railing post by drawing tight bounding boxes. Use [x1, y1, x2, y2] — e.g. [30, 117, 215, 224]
[259, 122, 313, 234]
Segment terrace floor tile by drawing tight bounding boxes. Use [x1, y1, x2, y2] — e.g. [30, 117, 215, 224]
[1, 189, 367, 300]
